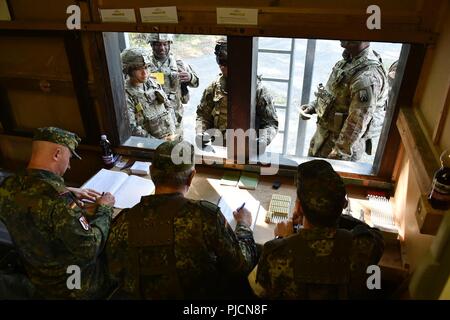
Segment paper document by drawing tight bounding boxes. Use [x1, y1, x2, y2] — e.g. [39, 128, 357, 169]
[99, 9, 136, 22]
[216, 8, 258, 25]
[140, 6, 178, 23]
[82, 169, 155, 209]
[217, 191, 260, 231]
[130, 161, 151, 175]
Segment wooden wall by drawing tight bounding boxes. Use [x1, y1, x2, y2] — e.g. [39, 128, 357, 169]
[393, 4, 450, 271]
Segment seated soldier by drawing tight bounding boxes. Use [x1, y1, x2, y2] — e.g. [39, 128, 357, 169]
[0, 127, 115, 299]
[249, 159, 384, 299]
[106, 140, 258, 299]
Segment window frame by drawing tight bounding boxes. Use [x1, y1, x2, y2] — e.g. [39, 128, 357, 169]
[99, 32, 425, 184]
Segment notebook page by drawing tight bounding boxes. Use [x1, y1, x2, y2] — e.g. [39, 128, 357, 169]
[113, 175, 155, 209]
[217, 190, 260, 231]
[82, 169, 129, 195]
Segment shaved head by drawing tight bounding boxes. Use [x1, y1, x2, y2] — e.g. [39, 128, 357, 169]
[28, 141, 72, 176]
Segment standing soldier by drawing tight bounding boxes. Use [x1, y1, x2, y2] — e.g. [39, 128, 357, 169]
[299, 41, 388, 161]
[147, 34, 199, 136]
[196, 37, 278, 152]
[106, 141, 257, 299]
[121, 47, 177, 140]
[0, 127, 116, 299]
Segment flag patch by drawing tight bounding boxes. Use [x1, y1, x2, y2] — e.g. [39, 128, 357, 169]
[79, 216, 90, 231]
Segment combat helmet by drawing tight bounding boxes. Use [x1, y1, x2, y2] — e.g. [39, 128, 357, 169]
[121, 47, 151, 74]
[214, 37, 227, 66]
[147, 33, 174, 43]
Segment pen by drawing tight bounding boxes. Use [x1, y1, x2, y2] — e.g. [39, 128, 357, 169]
[237, 202, 246, 212]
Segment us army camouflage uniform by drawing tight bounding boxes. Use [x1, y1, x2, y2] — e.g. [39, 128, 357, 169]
[0, 169, 114, 299]
[255, 215, 384, 299]
[196, 74, 279, 145]
[308, 47, 388, 161]
[106, 193, 258, 299]
[149, 53, 199, 132]
[125, 77, 177, 139]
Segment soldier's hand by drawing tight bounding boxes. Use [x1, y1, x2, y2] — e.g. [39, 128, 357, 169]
[96, 192, 115, 207]
[68, 187, 101, 202]
[164, 134, 178, 141]
[178, 71, 191, 83]
[299, 104, 315, 120]
[233, 207, 252, 228]
[274, 219, 294, 238]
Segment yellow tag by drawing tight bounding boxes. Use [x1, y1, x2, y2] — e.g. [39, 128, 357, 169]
[150, 72, 165, 85]
[135, 102, 143, 113]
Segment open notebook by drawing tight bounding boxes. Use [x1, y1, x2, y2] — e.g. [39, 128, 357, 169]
[217, 190, 260, 231]
[82, 169, 155, 209]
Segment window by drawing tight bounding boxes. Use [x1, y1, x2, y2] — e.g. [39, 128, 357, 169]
[103, 33, 409, 177]
[256, 38, 402, 166]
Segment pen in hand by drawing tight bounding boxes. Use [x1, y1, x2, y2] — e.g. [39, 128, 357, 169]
[237, 202, 246, 212]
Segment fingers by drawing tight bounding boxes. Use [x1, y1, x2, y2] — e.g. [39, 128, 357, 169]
[86, 189, 102, 196]
[178, 72, 190, 82]
[274, 219, 294, 237]
[97, 192, 115, 207]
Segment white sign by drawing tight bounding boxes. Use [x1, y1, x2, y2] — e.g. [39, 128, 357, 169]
[140, 6, 178, 23]
[99, 8, 136, 23]
[216, 8, 258, 25]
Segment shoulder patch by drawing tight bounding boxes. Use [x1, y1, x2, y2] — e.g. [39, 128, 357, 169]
[198, 200, 220, 215]
[351, 74, 375, 93]
[78, 216, 90, 231]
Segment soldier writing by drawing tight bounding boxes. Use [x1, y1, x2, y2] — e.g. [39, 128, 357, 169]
[147, 34, 199, 136]
[0, 127, 116, 299]
[300, 41, 388, 161]
[196, 37, 279, 153]
[121, 47, 177, 140]
[249, 160, 384, 299]
[106, 141, 258, 299]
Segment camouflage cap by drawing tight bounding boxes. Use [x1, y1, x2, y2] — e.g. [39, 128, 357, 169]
[148, 33, 174, 43]
[152, 140, 195, 173]
[297, 160, 346, 227]
[121, 47, 152, 71]
[33, 127, 82, 159]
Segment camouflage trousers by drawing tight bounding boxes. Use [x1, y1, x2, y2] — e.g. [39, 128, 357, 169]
[308, 126, 367, 161]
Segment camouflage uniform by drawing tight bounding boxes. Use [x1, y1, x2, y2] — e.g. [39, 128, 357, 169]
[106, 141, 258, 299]
[149, 54, 198, 129]
[148, 34, 199, 134]
[307, 47, 388, 161]
[196, 74, 279, 145]
[122, 47, 177, 139]
[125, 78, 177, 139]
[0, 127, 114, 299]
[254, 160, 384, 299]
